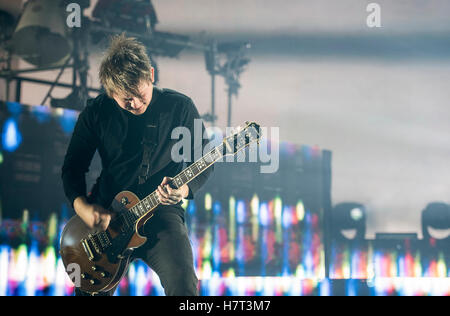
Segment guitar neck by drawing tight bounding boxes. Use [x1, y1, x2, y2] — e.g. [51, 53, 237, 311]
[128, 143, 225, 219]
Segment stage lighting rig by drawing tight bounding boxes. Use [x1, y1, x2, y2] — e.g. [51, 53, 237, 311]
[331, 202, 367, 241]
[89, 0, 191, 89]
[90, 0, 191, 59]
[421, 202, 450, 241]
[92, 0, 158, 34]
[203, 40, 251, 125]
[0, 0, 97, 109]
[1, 0, 252, 122]
[10, 0, 89, 67]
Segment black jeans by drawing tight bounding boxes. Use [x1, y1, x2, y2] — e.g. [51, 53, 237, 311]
[75, 205, 198, 296]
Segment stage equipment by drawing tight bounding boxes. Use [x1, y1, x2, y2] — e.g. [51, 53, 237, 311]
[204, 40, 251, 126]
[421, 202, 450, 240]
[0, 0, 94, 109]
[375, 233, 418, 240]
[50, 86, 88, 111]
[0, 5, 17, 44]
[91, 0, 178, 83]
[1, 0, 252, 123]
[46, 18, 91, 111]
[374, 233, 419, 253]
[92, 0, 158, 34]
[10, 0, 73, 67]
[331, 202, 366, 241]
[0, 1, 21, 94]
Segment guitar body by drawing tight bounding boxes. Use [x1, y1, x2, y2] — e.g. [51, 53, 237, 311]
[60, 191, 154, 294]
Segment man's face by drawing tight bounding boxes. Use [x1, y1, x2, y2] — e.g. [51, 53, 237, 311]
[112, 78, 154, 116]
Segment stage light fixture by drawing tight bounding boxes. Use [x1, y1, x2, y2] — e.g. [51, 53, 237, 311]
[421, 202, 450, 241]
[332, 202, 366, 241]
[10, 0, 72, 67]
[50, 87, 86, 111]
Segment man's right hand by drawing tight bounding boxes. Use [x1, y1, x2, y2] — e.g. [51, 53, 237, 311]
[74, 196, 112, 231]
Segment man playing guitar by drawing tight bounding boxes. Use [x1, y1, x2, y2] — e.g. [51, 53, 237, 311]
[61, 34, 213, 296]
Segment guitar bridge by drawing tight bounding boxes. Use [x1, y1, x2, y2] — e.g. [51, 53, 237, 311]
[88, 234, 102, 255]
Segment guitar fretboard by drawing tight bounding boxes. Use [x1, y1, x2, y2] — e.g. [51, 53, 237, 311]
[129, 144, 225, 219]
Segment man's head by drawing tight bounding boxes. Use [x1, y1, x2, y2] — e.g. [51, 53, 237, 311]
[99, 34, 154, 115]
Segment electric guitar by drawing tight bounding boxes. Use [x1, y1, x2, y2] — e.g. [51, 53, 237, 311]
[60, 121, 261, 294]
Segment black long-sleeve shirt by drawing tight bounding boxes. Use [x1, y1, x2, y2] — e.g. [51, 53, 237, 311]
[61, 87, 213, 211]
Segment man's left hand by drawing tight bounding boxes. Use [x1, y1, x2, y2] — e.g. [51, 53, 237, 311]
[157, 177, 189, 205]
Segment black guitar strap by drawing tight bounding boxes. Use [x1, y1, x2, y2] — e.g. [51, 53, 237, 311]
[138, 123, 158, 185]
[137, 88, 163, 188]
[110, 118, 158, 217]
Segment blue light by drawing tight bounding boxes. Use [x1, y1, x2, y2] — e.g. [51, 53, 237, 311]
[213, 201, 221, 216]
[236, 200, 246, 224]
[187, 200, 196, 216]
[58, 109, 78, 135]
[282, 206, 292, 228]
[259, 203, 269, 227]
[31, 106, 51, 124]
[236, 227, 246, 275]
[6, 102, 22, 115]
[319, 278, 331, 296]
[351, 250, 359, 278]
[2, 118, 22, 152]
[346, 279, 358, 296]
[304, 251, 314, 278]
[212, 225, 221, 272]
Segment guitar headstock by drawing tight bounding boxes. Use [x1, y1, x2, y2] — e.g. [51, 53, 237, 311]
[222, 121, 261, 156]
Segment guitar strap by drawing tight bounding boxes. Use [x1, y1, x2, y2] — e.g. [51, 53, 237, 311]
[137, 88, 162, 188]
[109, 115, 158, 218]
[138, 123, 158, 185]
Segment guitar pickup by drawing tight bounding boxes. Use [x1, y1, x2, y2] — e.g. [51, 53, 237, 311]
[81, 239, 95, 261]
